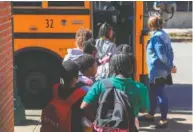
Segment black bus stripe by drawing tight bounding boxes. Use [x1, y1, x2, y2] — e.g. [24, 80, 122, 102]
[12, 8, 90, 15]
[12, 2, 42, 7]
[14, 33, 75, 39]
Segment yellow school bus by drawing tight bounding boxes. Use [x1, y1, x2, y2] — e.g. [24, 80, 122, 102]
[12, 1, 149, 108]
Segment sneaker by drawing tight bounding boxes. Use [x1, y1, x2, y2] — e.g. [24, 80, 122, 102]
[138, 114, 155, 122]
[155, 120, 168, 128]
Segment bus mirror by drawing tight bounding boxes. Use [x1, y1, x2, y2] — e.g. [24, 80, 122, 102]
[153, 2, 177, 22]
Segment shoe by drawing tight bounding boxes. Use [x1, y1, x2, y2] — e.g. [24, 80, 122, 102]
[155, 120, 168, 128]
[138, 114, 155, 122]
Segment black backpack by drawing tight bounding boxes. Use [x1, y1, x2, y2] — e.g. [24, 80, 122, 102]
[93, 79, 138, 132]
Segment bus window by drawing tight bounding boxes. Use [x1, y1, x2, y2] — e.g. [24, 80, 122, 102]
[93, 1, 116, 11]
[48, 1, 84, 7]
[12, 1, 42, 7]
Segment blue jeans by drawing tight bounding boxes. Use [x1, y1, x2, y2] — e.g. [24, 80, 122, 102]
[149, 84, 168, 120]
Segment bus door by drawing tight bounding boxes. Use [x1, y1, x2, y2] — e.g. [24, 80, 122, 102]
[92, 2, 148, 84]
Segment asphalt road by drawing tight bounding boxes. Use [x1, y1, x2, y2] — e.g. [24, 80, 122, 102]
[14, 42, 193, 132]
[167, 42, 192, 111]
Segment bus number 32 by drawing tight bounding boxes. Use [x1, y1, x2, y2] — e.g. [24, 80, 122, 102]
[45, 19, 54, 28]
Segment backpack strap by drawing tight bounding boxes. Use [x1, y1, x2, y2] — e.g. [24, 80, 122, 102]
[65, 86, 89, 105]
[102, 79, 113, 89]
[52, 83, 60, 99]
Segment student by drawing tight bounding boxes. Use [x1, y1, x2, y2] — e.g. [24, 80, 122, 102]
[64, 28, 92, 62]
[83, 38, 97, 59]
[115, 44, 135, 79]
[116, 44, 132, 55]
[57, 60, 88, 132]
[96, 22, 116, 57]
[95, 22, 117, 79]
[75, 54, 98, 86]
[75, 54, 98, 132]
[41, 60, 82, 132]
[81, 53, 149, 131]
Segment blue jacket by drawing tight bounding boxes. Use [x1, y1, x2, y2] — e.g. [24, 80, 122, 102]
[146, 29, 174, 83]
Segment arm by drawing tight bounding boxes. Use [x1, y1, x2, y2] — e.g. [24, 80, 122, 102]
[153, 36, 174, 69]
[81, 102, 90, 109]
[153, 36, 168, 65]
[81, 81, 103, 109]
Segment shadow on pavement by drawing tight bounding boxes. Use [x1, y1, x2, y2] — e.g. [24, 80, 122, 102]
[166, 83, 192, 111]
[15, 119, 40, 126]
[139, 117, 192, 132]
[169, 111, 192, 115]
[139, 83, 192, 132]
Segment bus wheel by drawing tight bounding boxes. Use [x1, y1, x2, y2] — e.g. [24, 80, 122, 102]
[16, 55, 62, 109]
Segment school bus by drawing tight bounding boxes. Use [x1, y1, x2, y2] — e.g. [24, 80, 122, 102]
[12, 1, 149, 109]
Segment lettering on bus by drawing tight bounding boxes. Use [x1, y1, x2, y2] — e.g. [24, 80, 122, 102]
[45, 19, 54, 28]
[59, 48, 66, 52]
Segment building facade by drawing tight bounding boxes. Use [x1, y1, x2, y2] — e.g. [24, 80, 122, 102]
[0, 2, 14, 132]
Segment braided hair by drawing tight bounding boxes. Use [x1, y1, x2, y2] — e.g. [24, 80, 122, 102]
[116, 44, 132, 55]
[109, 53, 133, 78]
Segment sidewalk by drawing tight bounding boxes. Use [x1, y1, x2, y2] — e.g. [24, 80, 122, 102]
[14, 110, 41, 132]
[164, 28, 192, 42]
[14, 110, 192, 132]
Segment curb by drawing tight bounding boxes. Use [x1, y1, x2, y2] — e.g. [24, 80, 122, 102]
[170, 38, 192, 42]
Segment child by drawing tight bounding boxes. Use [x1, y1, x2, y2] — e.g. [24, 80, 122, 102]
[58, 60, 86, 132]
[41, 60, 81, 132]
[95, 22, 117, 79]
[116, 44, 132, 55]
[75, 53, 98, 86]
[75, 54, 98, 132]
[81, 53, 150, 131]
[63, 28, 92, 62]
[115, 44, 135, 79]
[83, 38, 97, 59]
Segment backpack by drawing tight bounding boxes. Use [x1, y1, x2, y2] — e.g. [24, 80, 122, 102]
[40, 83, 87, 132]
[93, 79, 137, 132]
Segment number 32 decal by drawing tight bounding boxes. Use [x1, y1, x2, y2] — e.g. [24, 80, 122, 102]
[45, 19, 54, 28]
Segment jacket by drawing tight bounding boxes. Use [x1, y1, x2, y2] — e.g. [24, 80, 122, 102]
[95, 38, 116, 58]
[63, 48, 83, 62]
[146, 29, 174, 83]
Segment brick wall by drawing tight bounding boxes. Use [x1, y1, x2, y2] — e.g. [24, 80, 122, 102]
[0, 2, 14, 132]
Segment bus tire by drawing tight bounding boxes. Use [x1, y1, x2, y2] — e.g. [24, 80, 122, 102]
[16, 55, 62, 109]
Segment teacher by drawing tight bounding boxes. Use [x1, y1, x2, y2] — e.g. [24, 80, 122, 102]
[142, 16, 177, 128]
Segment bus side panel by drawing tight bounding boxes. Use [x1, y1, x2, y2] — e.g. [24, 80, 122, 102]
[13, 15, 90, 33]
[143, 35, 149, 75]
[14, 39, 75, 58]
